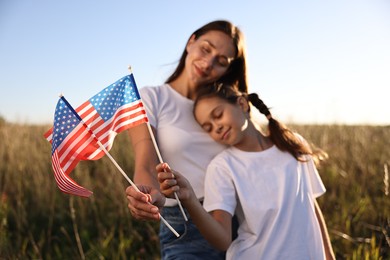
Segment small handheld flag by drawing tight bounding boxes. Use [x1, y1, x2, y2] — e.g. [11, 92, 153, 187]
[44, 74, 148, 196]
[44, 72, 180, 237]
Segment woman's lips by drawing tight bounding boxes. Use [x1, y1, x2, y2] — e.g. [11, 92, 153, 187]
[194, 64, 208, 78]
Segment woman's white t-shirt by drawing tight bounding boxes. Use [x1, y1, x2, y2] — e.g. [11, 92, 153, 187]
[140, 84, 226, 206]
[203, 145, 327, 260]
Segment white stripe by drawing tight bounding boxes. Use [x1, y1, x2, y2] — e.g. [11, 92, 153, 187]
[86, 113, 147, 160]
[46, 132, 53, 142]
[58, 123, 89, 161]
[53, 152, 90, 196]
[78, 102, 93, 116]
[86, 108, 147, 159]
[62, 134, 95, 172]
[93, 103, 145, 135]
[114, 113, 147, 132]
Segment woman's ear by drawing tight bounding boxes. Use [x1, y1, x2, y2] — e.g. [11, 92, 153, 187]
[186, 34, 196, 52]
[237, 96, 249, 113]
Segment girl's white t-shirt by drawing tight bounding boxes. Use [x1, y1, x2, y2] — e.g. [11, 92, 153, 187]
[204, 145, 326, 260]
[140, 84, 226, 206]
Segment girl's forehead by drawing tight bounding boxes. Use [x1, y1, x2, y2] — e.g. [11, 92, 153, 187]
[196, 96, 225, 111]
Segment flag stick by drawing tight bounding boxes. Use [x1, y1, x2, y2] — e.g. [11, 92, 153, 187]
[128, 66, 188, 222]
[60, 94, 180, 238]
[145, 123, 188, 222]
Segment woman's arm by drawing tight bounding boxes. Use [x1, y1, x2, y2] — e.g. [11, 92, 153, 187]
[125, 123, 165, 221]
[157, 163, 232, 251]
[314, 199, 335, 260]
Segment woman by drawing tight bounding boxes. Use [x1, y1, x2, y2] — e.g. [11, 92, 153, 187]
[125, 20, 248, 259]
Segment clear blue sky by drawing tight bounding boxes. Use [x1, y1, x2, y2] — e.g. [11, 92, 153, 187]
[1, 0, 389, 125]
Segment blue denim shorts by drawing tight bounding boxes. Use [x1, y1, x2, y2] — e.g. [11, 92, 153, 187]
[159, 206, 225, 260]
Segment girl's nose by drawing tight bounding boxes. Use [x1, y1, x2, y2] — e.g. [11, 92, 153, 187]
[215, 124, 223, 134]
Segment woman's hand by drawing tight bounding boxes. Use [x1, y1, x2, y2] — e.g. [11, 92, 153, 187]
[125, 184, 165, 221]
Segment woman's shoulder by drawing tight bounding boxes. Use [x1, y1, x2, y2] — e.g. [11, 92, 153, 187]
[139, 84, 168, 95]
[139, 84, 172, 102]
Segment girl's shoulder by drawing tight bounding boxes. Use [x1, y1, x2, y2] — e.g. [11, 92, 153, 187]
[208, 147, 239, 168]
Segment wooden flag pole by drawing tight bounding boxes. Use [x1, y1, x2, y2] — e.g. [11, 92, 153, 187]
[128, 66, 188, 222]
[145, 123, 189, 222]
[60, 94, 180, 237]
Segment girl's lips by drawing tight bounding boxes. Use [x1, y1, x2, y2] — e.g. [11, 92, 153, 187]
[222, 128, 230, 140]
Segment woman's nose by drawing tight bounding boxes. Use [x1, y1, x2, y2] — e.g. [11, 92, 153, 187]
[201, 54, 215, 70]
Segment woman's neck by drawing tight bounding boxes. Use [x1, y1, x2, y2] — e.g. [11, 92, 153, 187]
[169, 77, 198, 100]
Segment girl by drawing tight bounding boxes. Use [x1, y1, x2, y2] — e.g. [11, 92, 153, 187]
[157, 83, 335, 259]
[125, 20, 248, 259]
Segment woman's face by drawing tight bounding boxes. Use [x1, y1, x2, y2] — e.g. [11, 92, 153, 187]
[185, 30, 236, 88]
[194, 96, 248, 146]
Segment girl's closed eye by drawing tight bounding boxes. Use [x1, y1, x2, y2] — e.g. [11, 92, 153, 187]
[202, 124, 212, 133]
[212, 108, 223, 119]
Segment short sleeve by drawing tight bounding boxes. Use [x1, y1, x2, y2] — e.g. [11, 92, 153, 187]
[203, 158, 237, 216]
[295, 133, 326, 198]
[139, 86, 159, 128]
[305, 156, 326, 198]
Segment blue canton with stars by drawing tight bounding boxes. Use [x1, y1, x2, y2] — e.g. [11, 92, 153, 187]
[52, 99, 81, 154]
[89, 75, 141, 121]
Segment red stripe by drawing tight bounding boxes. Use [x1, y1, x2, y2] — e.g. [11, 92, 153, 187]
[88, 110, 147, 153]
[85, 107, 148, 159]
[76, 100, 91, 113]
[58, 125, 93, 160]
[60, 135, 97, 172]
[52, 151, 92, 197]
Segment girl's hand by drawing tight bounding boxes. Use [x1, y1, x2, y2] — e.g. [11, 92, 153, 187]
[156, 162, 195, 202]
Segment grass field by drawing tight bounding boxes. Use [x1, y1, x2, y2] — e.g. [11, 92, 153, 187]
[0, 121, 389, 259]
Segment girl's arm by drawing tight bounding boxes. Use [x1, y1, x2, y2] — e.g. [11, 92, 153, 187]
[157, 163, 232, 251]
[125, 124, 165, 221]
[314, 199, 335, 260]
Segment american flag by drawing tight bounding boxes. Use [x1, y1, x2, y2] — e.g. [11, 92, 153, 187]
[44, 74, 148, 197]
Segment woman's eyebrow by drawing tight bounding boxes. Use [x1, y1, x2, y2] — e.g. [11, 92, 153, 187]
[203, 40, 234, 61]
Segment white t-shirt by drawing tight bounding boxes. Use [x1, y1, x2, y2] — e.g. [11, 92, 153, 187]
[203, 145, 327, 260]
[139, 84, 226, 206]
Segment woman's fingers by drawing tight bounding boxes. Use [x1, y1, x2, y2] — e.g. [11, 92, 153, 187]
[125, 185, 160, 220]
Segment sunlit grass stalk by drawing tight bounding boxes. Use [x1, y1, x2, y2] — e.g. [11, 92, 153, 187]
[70, 197, 85, 260]
[384, 163, 389, 196]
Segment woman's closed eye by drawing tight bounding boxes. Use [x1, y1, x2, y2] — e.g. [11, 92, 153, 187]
[200, 41, 212, 55]
[200, 42, 231, 67]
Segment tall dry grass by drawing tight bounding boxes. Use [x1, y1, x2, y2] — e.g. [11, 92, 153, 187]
[0, 122, 159, 259]
[293, 124, 390, 259]
[0, 121, 389, 259]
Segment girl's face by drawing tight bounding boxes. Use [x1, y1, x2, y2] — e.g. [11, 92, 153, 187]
[194, 96, 249, 146]
[185, 30, 236, 88]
